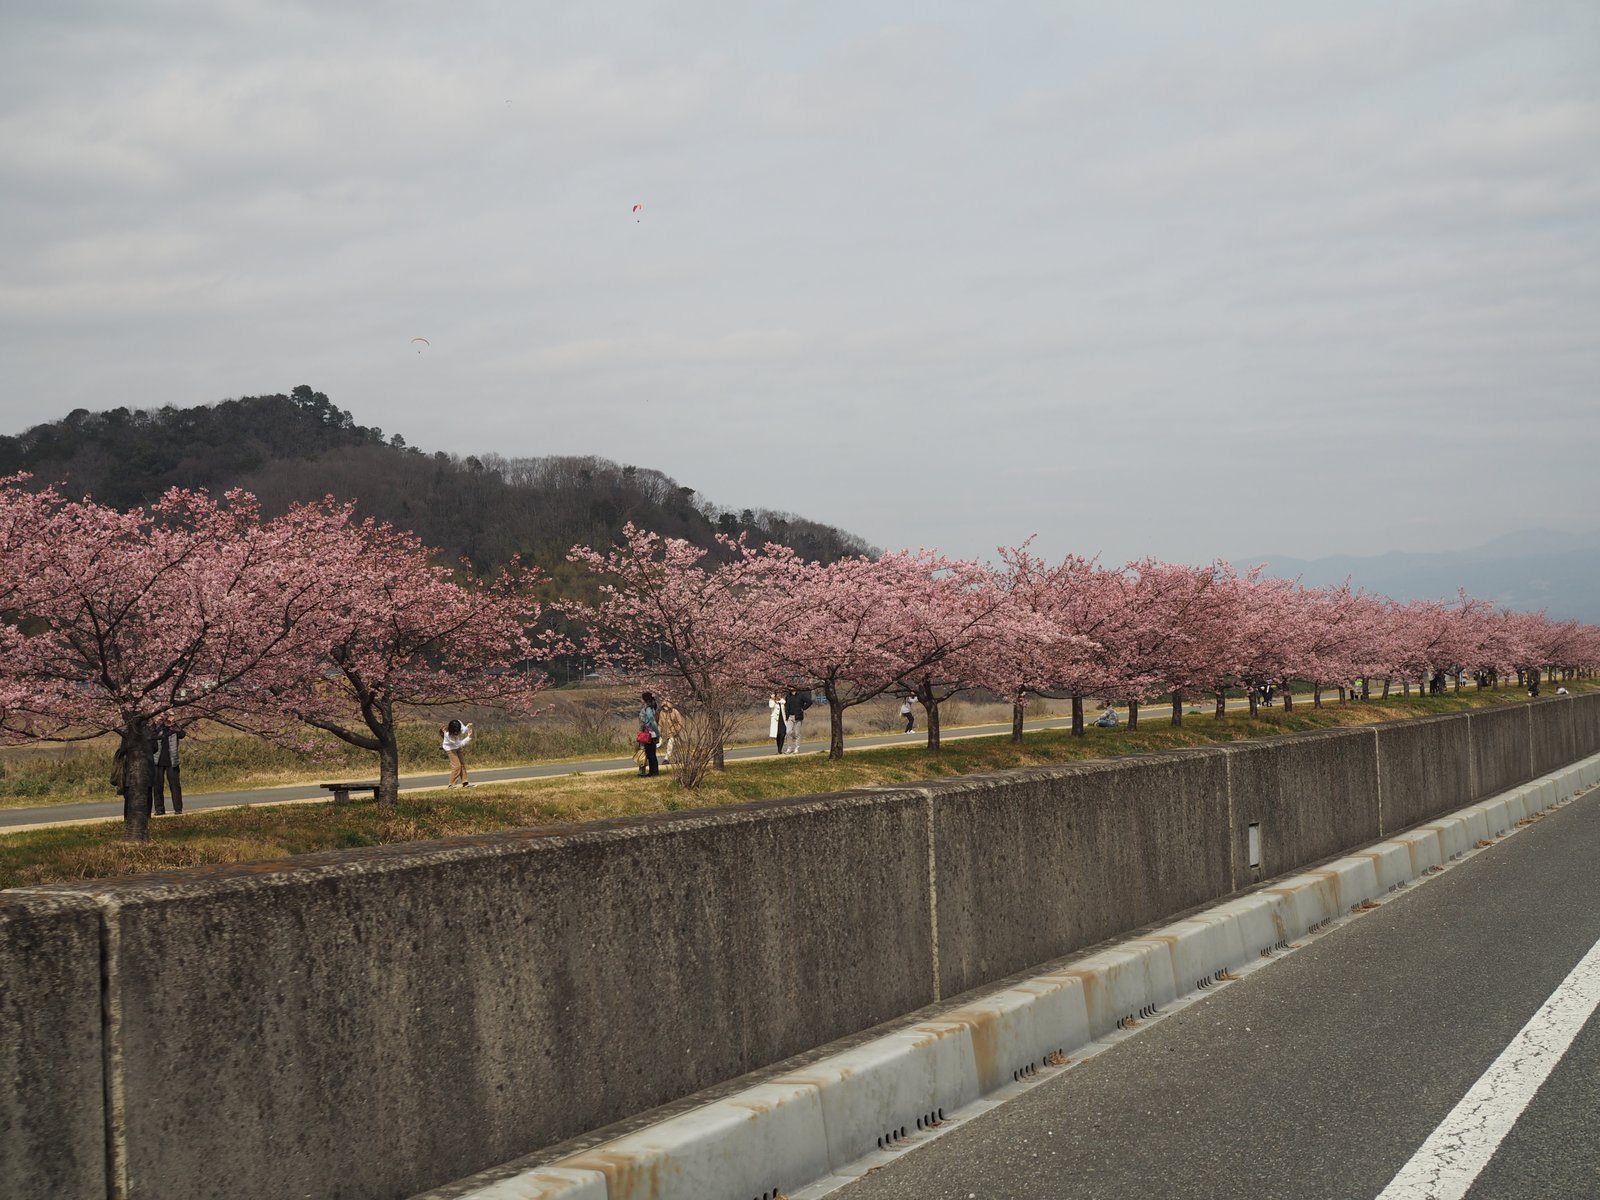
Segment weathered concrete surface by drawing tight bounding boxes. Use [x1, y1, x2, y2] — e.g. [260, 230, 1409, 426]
[10, 695, 1600, 1200]
[1468, 705, 1532, 800]
[1223, 730, 1381, 884]
[55, 790, 933, 1200]
[1572, 691, 1600, 758]
[1530, 696, 1580, 778]
[0, 891, 106, 1200]
[927, 752, 1232, 999]
[1376, 716, 1474, 834]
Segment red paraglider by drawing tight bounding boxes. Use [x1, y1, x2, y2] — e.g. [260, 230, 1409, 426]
[633, 203, 643, 223]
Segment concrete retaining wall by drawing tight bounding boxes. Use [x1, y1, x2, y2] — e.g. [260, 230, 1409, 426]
[1224, 729, 1381, 882]
[927, 751, 1232, 998]
[1376, 715, 1474, 834]
[0, 893, 106, 1200]
[56, 791, 935, 1200]
[1574, 691, 1600, 755]
[2, 694, 1593, 1200]
[1468, 705, 1532, 799]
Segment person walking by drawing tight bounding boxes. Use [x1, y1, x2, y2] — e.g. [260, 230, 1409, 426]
[656, 697, 684, 765]
[900, 695, 915, 733]
[440, 718, 474, 787]
[768, 692, 787, 754]
[637, 692, 660, 776]
[151, 720, 186, 814]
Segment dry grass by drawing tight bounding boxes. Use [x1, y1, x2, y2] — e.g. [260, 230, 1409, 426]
[3, 682, 1576, 890]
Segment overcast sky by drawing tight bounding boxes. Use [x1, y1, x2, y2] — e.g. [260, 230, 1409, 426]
[2, 1, 1595, 567]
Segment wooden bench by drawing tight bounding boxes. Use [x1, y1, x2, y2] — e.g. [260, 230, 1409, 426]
[318, 781, 381, 805]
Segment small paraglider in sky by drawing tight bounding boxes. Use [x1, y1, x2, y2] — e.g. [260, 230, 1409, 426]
[411, 336, 430, 354]
[633, 203, 643, 223]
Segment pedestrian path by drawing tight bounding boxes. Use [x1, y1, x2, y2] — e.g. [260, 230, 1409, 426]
[0, 712, 1110, 832]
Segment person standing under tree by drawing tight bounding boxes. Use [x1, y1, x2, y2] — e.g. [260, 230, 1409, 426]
[768, 692, 787, 754]
[783, 687, 810, 754]
[151, 720, 186, 815]
[656, 697, 684, 764]
[637, 692, 660, 776]
[441, 718, 474, 787]
[900, 695, 915, 733]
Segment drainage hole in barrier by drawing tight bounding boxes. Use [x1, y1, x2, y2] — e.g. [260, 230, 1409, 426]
[938, 1107, 945, 1121]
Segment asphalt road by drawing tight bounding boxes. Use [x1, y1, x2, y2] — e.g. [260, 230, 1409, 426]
[828, 785, 1600, 1200]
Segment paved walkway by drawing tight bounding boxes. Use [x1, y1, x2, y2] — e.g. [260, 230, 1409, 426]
[1, 714, 1091, 832]
[1, 698, 1277, 834]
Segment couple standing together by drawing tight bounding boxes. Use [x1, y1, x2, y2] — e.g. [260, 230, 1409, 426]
[768, 689, 812, 754]
[636, 692, 684, 776]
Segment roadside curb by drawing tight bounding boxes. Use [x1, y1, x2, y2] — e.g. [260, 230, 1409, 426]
[429, 752, 1600, 1200]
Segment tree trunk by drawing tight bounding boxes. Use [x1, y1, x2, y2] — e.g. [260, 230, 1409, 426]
[919, 682, 941, 751]
[120, 719, 154, 843]
[828, 698, 845, 760]
[1281, 684, 1294, 713]
[1127, 700, 1139, 731]
[710, 702, 727, 771]
[377, 728, 400, 806]
[1248, 687, 1259, 718]
[1313, 684, 1323, 708]
[1011, 697, 1025, 743]
[1071, 695, 1084, 737]
[1215, 690, 1227, 719]
[1170, 693, 1183, 727]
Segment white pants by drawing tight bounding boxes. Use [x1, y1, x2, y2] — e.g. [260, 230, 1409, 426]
[785, 716, 800, 752]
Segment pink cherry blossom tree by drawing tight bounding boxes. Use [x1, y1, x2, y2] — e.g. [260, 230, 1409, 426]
[990, 545, 1108, 738]
[286, 500, 555, 806]
[567, 524, 763, 780]
[886, 554, 1017, 750]
[740, 548, 944, 759]
[0, 484, 339, 841]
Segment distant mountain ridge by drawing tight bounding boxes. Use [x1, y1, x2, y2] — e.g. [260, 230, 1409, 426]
[1237, 529, 1600, 622]
[0, 387, 876, 575]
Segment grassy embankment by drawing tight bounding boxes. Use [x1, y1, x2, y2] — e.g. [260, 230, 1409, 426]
[2, 683, 1580, 890]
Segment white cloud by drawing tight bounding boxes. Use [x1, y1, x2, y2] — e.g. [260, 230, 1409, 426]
[1, 0, 1595, 567]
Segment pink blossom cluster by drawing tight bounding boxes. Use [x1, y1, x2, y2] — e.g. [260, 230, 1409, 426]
[0, 477, 554, 838]
[569, 526, 1600, 759]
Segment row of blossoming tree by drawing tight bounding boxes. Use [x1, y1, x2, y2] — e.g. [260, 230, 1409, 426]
[566, 526, 1600, 769]
[4, 478, 1598, 839]
[0, 478, 553, 840]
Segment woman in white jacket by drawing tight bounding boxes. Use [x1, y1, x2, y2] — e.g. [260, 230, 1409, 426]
[440, 719, 473, 787]
[767, 693, 787, 754]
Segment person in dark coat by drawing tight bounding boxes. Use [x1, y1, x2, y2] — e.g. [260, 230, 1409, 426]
[151, 721, 186, 815]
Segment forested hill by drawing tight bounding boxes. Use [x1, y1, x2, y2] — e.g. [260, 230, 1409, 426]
[0, 387, 875, 578]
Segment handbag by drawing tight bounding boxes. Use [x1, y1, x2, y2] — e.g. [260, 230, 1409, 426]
[636, 729, 654, 745]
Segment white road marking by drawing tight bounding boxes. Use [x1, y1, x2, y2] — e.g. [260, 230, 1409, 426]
[1376, 933, 1600, 1200]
